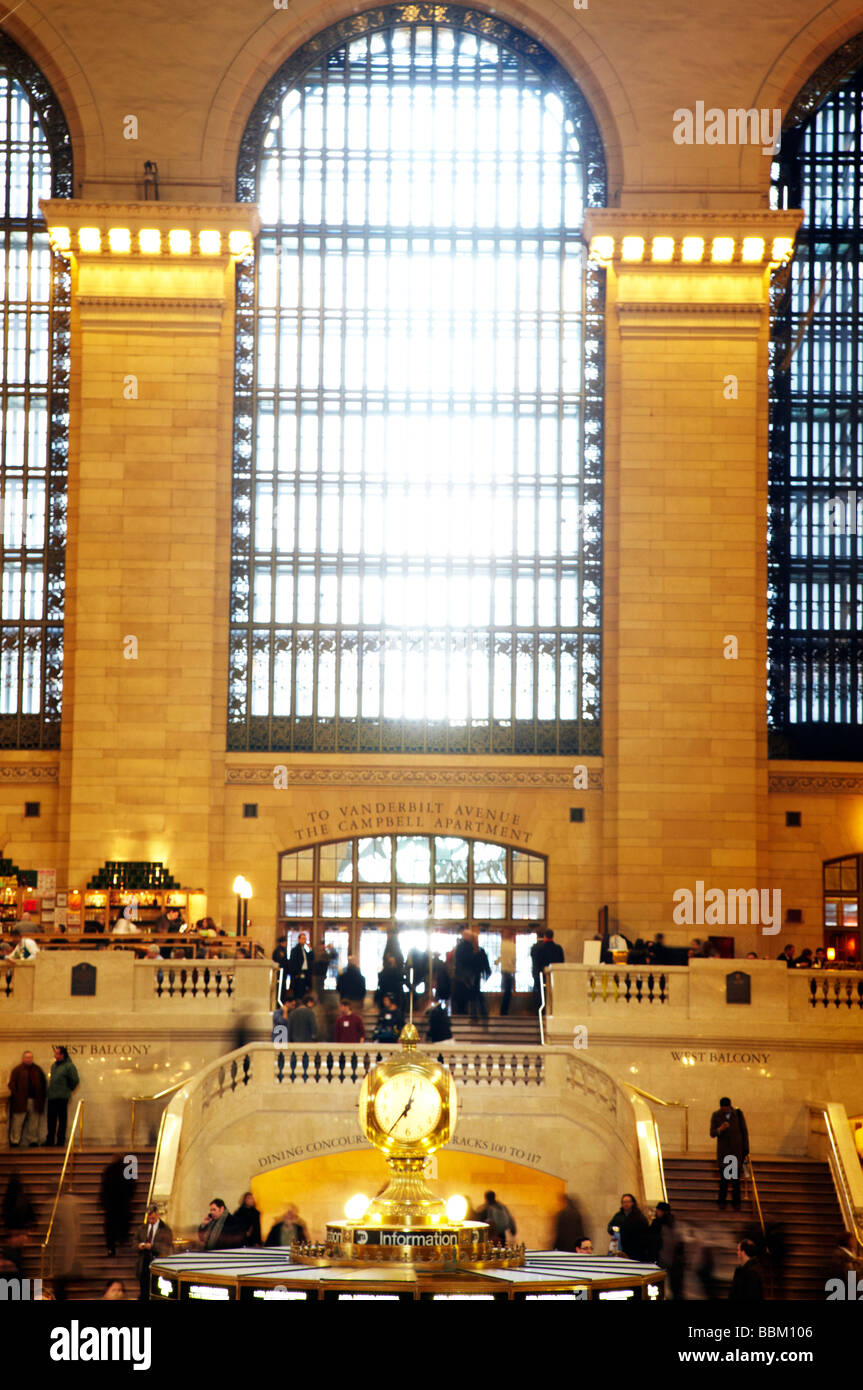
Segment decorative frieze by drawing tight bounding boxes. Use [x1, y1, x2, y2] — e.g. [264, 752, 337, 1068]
[225, 764, 603, 790]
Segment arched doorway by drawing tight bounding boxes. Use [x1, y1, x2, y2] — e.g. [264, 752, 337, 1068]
[277, 833, 546, 1002]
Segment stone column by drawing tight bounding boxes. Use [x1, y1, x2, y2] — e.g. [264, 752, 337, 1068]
[40, 202, 259, 893]
[584, 210, 802, 947]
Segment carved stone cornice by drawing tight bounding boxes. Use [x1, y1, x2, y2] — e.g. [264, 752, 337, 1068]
[225, 764, 603, 790]
[768, 772, 863, 795]
[0, 764, 59, 784]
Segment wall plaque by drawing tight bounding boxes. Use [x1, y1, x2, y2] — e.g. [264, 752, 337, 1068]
[70, 962, 96, 997]
[725, 970, 751, 1005]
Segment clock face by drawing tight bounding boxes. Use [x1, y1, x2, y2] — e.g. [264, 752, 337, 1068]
[373, 1072, 443, 1143]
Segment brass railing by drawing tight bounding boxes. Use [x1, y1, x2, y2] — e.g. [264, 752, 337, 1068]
[130, 1078, 189, 1148]
[624, 1082, 689, 1152]
[747, 1157, 766, 1236]
[40, 1099, 84, 1282]
[807, 1102, 863, 1250]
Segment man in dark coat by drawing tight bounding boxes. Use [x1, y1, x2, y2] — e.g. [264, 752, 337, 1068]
[135, 1203, 173, 1300]
[452, 930, 476, 1015]
[336, 957, 366, 1006]
[198, 1198, 243, 1250]
[7, 1051, 47, 1147]
[607, 1193, 650, 1260]
[425, 1001, 452, 1043]
[710, 1096, 750, 1210]
[730, 1238, 764, 1300]
[287, 932, 313, 996]
[100, 1151, 138, 1255]
[288, 996, 318, 1042]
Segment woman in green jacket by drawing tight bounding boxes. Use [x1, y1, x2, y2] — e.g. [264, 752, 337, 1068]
[46, 1046, 79, 1147]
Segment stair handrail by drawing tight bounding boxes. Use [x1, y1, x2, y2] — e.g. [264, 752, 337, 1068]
[746, 1156, 766, 1237]
[538, 969, 546, 1046]
[623, 1082, 689, 1152]
[806, 1101, 863, 1251]
[129, 1077, 192, 1148]
[40, 1099, 84, 1283]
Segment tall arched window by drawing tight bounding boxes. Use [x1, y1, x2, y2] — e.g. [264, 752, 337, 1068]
[0, 34, 71, 750]
[770, 38, 863, 758]
[232, 7, 605, 755]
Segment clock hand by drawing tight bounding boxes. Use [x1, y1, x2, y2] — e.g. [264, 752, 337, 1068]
[386, 1085, 416, 1134]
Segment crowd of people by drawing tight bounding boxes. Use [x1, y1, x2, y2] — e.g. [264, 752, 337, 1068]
[600, 929, 840, 968]
[270, 926, 566, 1045]
[0, 909, 264, 960]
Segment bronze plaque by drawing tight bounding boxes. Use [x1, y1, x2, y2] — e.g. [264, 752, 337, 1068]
[725, 971, 751, 1005]
[70, 962, 96, 996]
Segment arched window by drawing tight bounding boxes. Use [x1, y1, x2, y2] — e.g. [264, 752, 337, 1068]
[770, 38, 863, 757]
[232, 8, 605, 755]
[0, 33, 71, 749]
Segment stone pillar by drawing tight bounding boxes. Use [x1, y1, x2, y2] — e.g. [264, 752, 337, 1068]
[40, 202, 259, 892]
[585, 211, 802, 947]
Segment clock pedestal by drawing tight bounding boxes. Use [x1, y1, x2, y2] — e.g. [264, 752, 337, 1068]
[291, 1023, 525, 1269]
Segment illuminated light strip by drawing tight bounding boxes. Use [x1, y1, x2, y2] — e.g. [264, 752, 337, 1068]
[78, 227, 101, 253]
[620, 235, 645, 263]
[588, 234, 614, 265]
[711, 237, 735, 263]
[51, 227, 252, 256]
[651, 236, 674, 263]
[741, 237, 765, 263]
[680, 236, 704, 263]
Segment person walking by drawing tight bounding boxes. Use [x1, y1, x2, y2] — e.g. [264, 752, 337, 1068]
[287, 932, 313, 996]
[333, 997, 365, 1043]
[709, 1096, 750, 1211]
[7, 1050, 47, 1147]
[498, 930, 516, 1016]
[647, 1201, 685, 1298]
[45, 1046, 79, 1147]
[135, 1203, 173, 1300]
[476, 1190, 517, 1246]
[99, 1152, 137, 1256]
[336, 956, 366, 1007]
[233, 1192, 262, 1246]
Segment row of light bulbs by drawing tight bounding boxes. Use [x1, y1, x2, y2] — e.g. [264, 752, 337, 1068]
[589, 234, 795, 267]
[344, 1192, 469, 1222]
[48, 226, 254, 258]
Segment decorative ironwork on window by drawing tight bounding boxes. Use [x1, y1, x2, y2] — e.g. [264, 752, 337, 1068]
[0, 33, 71, 750]
[232, 6, 606, 754]
[770, 37, 863, 758]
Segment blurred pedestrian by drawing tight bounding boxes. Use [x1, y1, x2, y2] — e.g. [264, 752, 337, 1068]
[552, 1194, 585, 1251]
[265, 1205, 308, 1246]
[51, 1188, 82, 1301]
[476, 1190, 516, 1246]
[424, 1000, 452, 1043]
[498, 930, 516, 1016]
[648, 1201, 685, 1298]
[233, 1192, 262, 1247]
[336, 956, 366, 1007]
[99, 1152, 137, 1256]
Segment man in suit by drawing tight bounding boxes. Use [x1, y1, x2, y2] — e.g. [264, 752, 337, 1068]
[710, 1096, 750, 1210]
[136, 1203, 172, 1301]
[287, 932, 313, 996]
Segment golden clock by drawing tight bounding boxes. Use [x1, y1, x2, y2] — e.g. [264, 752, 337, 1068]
[359, 1023, 456, 1158]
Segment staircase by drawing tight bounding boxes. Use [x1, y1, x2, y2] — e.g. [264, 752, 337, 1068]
[664, 1154, 843, 1299]
[361, 1003, 542, 1046]
[0, 1146, 155, 1300]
